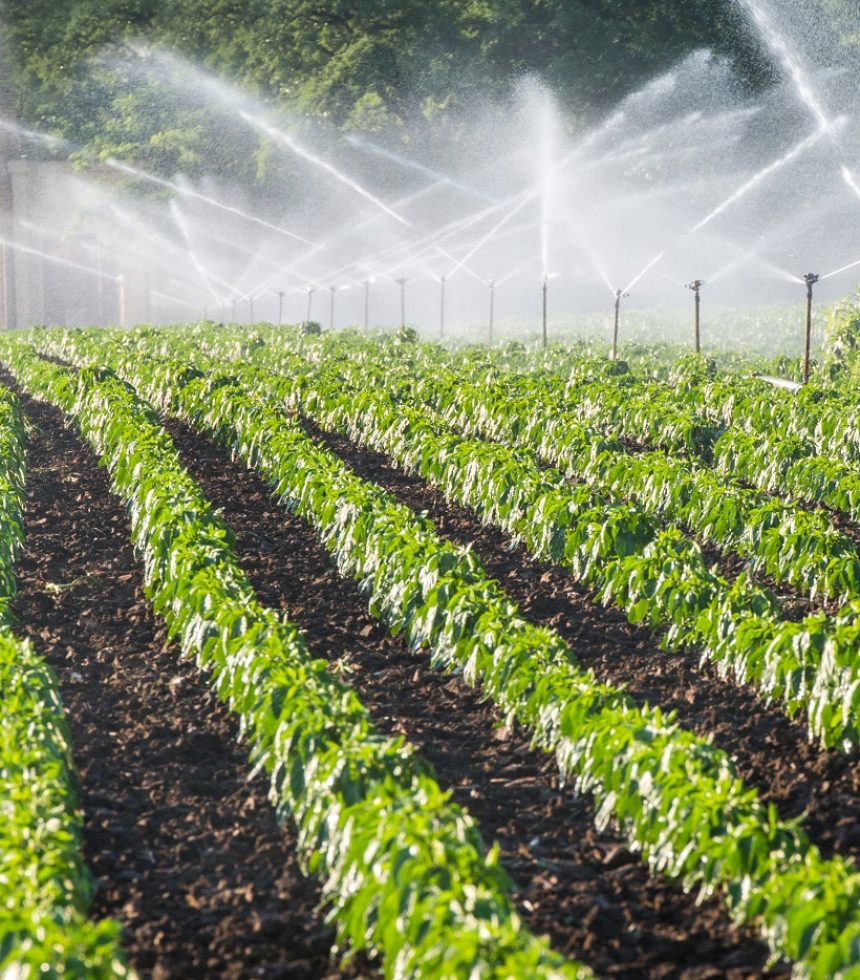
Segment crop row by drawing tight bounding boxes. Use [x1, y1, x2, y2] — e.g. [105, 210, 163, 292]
[0, 385, 131, 977]
[87, 325, 860, 752]
[164, 324, 860, 587]
[1, 342, 589, 979]
[490, 358, 860, 527]
[259, 337, 860, 606]
[32, 328, 860, 978]
[355, 338, 860, 527]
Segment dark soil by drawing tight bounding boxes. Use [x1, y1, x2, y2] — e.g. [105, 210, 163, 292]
[163, 415, 785, 980]
[301, 420, 860, 870]
[12, 392, 363, 980]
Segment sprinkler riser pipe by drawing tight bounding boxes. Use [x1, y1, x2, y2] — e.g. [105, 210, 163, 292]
[803, 273, 819, 385]
[541, 276, 548, 350]
[395, 278, 407, 328]
[611, 289, 629, 361]
[686, 280, 704, 354]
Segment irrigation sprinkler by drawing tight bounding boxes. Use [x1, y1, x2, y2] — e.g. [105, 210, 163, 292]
[541, 274, 548, 349]
[488, 279, 495, 346]
[249, 295, 255, 323]
[277, 290, 285, 325]
[231, 298, 238, 322]
[685, 279, 705, 353]
[363, 279, 371, 330]
[328, 285, 337, 330]
[305, 286, 316, 323]
[612, 288, 629, 361]
[440, 275, 447, 339]
[803, 272, 819, 384]
[395, 277, 407, 327]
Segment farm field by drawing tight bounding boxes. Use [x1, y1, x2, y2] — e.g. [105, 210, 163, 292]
[2, 321, 860, 978]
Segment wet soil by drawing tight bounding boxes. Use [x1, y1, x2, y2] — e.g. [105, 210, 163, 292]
[11, 392, 361, 979]
[163, 415, 785, 979]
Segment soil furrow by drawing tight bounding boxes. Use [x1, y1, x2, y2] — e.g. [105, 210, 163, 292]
[300, 419, 860, 869]
[162, 415, 784, 980]
[12, 392, 357, 979]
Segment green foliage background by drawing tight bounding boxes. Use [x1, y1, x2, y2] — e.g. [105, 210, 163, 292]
[1, 0, 857, 183]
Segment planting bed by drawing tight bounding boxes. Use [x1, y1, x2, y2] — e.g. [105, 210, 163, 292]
[2, 323, 859, 980]
[164, 415, 778, 979]
[11, 392, 356, 978]
[308, 421, 860, 865]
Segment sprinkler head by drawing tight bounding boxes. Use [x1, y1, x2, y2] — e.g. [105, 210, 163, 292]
[804, 272, 820, 287]
[686, 279, 705, 292]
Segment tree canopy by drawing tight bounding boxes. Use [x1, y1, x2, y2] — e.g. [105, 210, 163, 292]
[0, 0, 852, 181]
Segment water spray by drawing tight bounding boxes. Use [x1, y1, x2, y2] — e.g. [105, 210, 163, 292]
[612, 289, 630, 361]
[685, 280, 705, 353]
[242, 112, 412, 228]
[106, 158, 322, 248]
[803, 272, 819, 384]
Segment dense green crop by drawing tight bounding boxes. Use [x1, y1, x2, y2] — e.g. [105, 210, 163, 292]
[38, 328, 860, 979]
[1, 343, 589, 980]
[0, 386, 131, 978]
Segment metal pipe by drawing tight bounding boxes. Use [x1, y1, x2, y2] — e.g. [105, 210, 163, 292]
[395, 277, 407, 327]
[440, 275, 446, 339]
[803, 272, 819, 384]
[305, 286, 315, 323]
[541, 274, 548, 349]
[752, 373, 803, 392]
[329, 285, 337, 330]
[249, 295, 255, 324]
[612, 288, 628, 360]
[488, 278, 495, 346]
[277, 290, 285, 325]
[685, 279, 704, 353]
